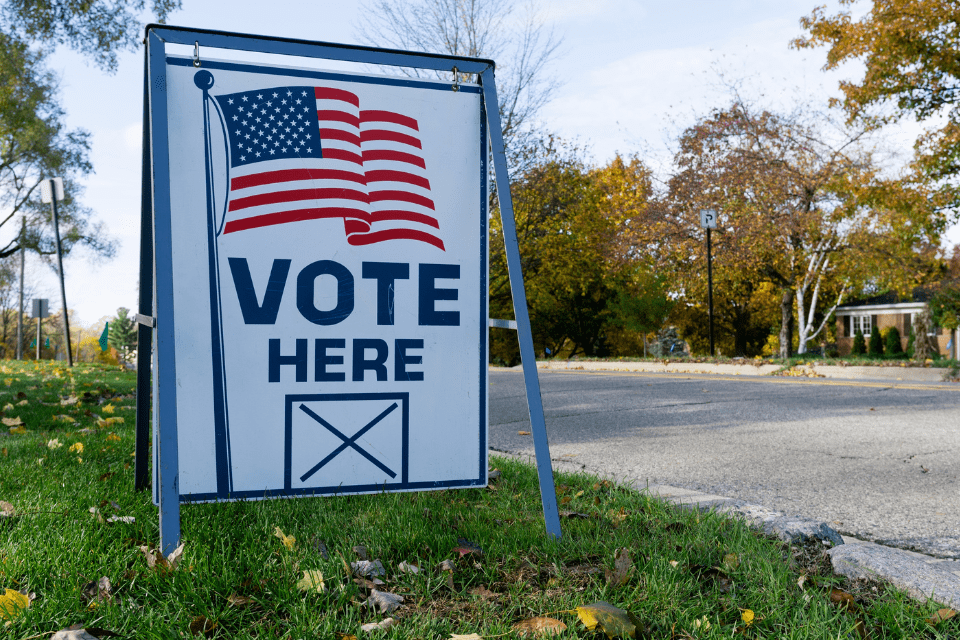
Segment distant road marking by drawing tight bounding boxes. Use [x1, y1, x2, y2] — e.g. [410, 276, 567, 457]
[492, 367, 960, 392]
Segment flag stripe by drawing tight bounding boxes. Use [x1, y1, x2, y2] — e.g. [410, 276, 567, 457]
[347, 227, 445, 251]
[314, 87, 360, 107]
[371, 209, 441, 228]
[322, 148, 363, 165]
[365, 169, 430, 189]
[360, 129, 422, 149]
[229, 187, 369, 212]
[224, 206, 370, 234]
[320, 128, 361, 147]
[368, 189, 435, 209]
[232, 168, 366, 190]
[360, 110, 419, 130]
[362, 149, 425, 169]
[317, 109, 360, 128]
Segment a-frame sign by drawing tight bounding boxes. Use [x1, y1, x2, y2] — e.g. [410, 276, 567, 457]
[135, 25, 561, 553]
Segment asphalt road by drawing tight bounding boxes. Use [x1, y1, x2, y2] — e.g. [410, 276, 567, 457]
[489, 369, 960, 558]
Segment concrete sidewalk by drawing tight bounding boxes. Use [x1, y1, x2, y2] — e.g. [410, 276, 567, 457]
[533, 359, 958, 383]
[493, 448, 960, 611]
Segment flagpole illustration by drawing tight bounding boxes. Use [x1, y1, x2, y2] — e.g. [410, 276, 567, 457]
[195, 69, 233, 497]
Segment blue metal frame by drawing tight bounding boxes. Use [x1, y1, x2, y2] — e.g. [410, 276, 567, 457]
[141, 25, 562, 553]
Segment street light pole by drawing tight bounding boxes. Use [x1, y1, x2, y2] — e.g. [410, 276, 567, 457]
[16, 218, 24, 360]
[43, 178, 72, 366]
[699, 210, 717, 358]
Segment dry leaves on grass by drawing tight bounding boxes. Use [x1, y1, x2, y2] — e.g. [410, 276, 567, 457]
[0, 588, 30, 620]
[605, 548, 634, 587]
[513, 616, 567, 637]
[296, 570, 326, 593]
[273, 527, 296, 551]
[366, 589, 403, 613]
[360, 618, 395, 632]
[0, 500, 14, 518]
[352, 559, 386, 577]
[189, 615, 217, 636]
[928, 608, 957, 625]
[139, 542, 185, 572]
[80, 576, 112, 606]
[575, 601, 639, 639]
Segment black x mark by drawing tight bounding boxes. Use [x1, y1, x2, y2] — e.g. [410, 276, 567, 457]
[299, 402, 398, 482]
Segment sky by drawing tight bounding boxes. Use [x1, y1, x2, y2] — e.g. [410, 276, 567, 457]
[11, 0, 958, 327]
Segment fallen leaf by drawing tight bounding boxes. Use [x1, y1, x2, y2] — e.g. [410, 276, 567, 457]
[106, 516, 135, 524]
[829, 588, 858, 612]
[927, 608, 957, 625]
[559, 511, 591, 519]
[296, 570, 326, 593]
[513, 616, 567, 637]
[0, 588, 29, 620]
[47, 438, 63, 449]
[669, 560, 679, 568]
[439, 559, 456, 572]
[518, 430, 531, 435]
[69, 442, 84, 454]
[469, 586, 497, 600]
[2, 416, 23, 426]
[273, 526, 296, 550]
[106, 433, 121, 442]
[189, 615, 217, 636]
[488, 468, 502, 481]
[397, 561, 419, 574]
[16, 399, 27, 406]
[140, 542, 185, 571]
[353, 576, 384, 590]
[60, 395, 79, 405]
[366, 589, 403, 613]
[360, 618, 395, 632]
[227, 594, 253, 607]
[0, 501, 14, 517]
[335, 634, 359, 640]
[605, 548, 634, 587]
[52, 630, 101, 640]
[453, 539, 483, 557]
[1, 448, 6, 457]
[1, 403, 12, 411]
[741, 609, 755, 627]
[575, 601, 637, 639]
[448, 635, 483, 640]
[81, 576, 112, 605]
[723, 553, 740, 571]
[102, 404, 115, 414]
[9, 426, 26, 434]
[352, 559, 386, 577]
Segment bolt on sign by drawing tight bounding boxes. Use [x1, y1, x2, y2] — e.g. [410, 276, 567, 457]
[142, 26, 562, 552]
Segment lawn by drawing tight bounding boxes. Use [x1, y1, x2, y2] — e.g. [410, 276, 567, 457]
[1, 360, 957, 638]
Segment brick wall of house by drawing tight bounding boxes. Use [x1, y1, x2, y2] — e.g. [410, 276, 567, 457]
[835, 311, 950, 356]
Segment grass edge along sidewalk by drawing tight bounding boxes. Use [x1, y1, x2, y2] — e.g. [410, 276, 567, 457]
[1, 362, 959, 638]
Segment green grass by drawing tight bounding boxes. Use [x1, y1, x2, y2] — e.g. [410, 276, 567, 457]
[1, 361, 958, 638]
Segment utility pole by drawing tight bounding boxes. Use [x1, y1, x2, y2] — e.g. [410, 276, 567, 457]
[700, 209, 718, 357]
[42, 178, 72, 366]
[16, 218, 24, 360]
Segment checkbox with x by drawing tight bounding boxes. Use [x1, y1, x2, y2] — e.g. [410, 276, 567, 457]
[285, 393, 409, 491]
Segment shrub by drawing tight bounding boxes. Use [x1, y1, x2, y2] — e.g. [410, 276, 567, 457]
[885, 326, 903, 356]
[868, 329, 884, 357]
[906, 327, 915, 357]
[852, 329, 866, 355]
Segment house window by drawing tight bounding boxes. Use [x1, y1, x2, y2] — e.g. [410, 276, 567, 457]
[851, 314, 872, 337]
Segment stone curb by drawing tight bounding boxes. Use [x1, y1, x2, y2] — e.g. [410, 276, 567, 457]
[529, 360, 957, 383]
[490, 448, 960, 609]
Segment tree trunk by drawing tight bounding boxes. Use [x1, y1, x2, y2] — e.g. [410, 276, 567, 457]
[779, 289, 794, 359]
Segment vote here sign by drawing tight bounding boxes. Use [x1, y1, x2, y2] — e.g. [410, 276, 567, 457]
[155, 56, 487, 501]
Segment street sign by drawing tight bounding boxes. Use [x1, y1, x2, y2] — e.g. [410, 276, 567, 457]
[700, 209, 717, 229]
[31, 299, 49, 319]
[40, 178, 64, 204]
[141, 26, 562, 553]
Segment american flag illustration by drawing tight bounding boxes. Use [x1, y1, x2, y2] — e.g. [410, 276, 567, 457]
[212, 85, 444, 250]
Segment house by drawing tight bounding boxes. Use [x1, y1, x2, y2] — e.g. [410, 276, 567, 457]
[834, 288, 959, 358]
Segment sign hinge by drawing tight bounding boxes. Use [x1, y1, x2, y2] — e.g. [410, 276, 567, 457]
[488, 318, 517, 330]
[136, 314, 156, 328]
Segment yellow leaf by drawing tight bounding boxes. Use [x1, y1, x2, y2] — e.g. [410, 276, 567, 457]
[1, 403, 12, 411]
[741, 609, 755, 626]
[15, 399, 27, 406]
[106, 433, 121, 442]
[2, 417, 22, 427]
[3, 378, 12, 386]
[296, 570, 326, 593]
[513, 616, 567, 637]
[0, 588, 28, 620]
[517, 430, 531, 435]
[9, 426, 26, 435]
[576, 601, 637, 639]
[927, 608, 957, 625]
[102, 404, 115, 414]
[69, 442, 84, 454]
[274, 526, 295, 550]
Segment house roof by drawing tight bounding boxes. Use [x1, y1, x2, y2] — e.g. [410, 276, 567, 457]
[838, 285, 938, 310]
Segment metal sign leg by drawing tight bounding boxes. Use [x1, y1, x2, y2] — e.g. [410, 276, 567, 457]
[480, 67, 562, 539]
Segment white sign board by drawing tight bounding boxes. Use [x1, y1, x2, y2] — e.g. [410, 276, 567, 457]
[153, 56, 487, 502]
[699, 209, 717, 229]
[40, 177, 64, 204]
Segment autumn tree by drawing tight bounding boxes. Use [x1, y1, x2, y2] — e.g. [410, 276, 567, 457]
[356, 0, 561, 176]
[648, 100, 945, 357]
[794, 0, 960, 207]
